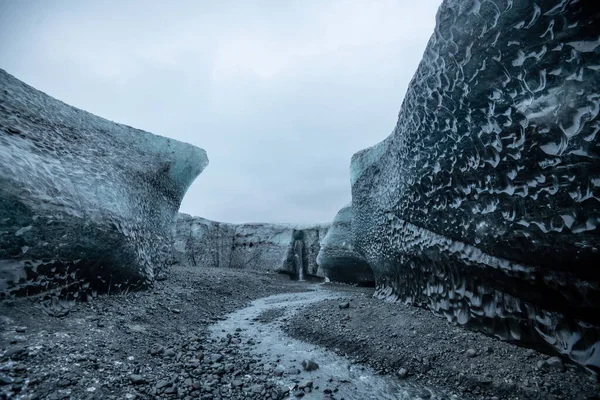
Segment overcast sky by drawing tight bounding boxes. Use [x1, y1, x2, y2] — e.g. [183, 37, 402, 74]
[0, 0, 440, 224]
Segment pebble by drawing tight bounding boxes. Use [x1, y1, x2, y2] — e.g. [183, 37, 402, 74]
[397, 368, 408, 378]
[465, 349, 477, 358]
[164, 348, 176, 357]
[3, 346, 25, 360]
[129, 374, 145, 384]
[339, 302, 350, 309]
[544, 356, 565, 372]
[301, 360, 319, 371]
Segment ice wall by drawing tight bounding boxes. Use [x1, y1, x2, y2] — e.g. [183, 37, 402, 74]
[317, 204, 373, 285]
[0, 69, 208, 296]
[350, 0, 600, 372]
[174, 214, 329, 278]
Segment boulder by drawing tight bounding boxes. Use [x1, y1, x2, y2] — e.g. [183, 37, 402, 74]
[0, 69, 208, 296]
[316, 204, 373, 285]
[350, 0, 600, 372]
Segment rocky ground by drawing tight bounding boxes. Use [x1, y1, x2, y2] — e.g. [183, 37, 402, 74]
[0, 266, 310, 400]
[283, 284, 600, 400]
[1, 269, 598, 400]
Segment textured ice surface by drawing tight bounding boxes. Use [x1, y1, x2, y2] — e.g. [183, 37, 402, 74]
[0, 69, 208, 296]
[317, 204, 373, 285]
[350, 0, 600, 372]
[174, 213, 329, 278]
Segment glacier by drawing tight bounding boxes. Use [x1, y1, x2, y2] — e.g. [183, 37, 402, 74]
[316, 204, 373, 285]
[0, 69, 208, 297]
[350, 0, 600, 372]
[173, 213, 329, 279]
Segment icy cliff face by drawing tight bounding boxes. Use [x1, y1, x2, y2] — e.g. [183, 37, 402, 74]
[0, 69, 208, 296]
[317, 204, 373, 285]
[350, 0, 600, 372]
[174, 214, 329, 279]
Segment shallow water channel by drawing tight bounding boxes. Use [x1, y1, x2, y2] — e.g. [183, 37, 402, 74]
[209, 287, 457, 400]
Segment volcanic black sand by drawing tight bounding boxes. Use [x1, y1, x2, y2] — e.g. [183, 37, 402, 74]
[283, 284, 600, 400]
[1, 267, 598, 400]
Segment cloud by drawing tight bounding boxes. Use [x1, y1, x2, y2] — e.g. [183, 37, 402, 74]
[0, 0, 441, 224]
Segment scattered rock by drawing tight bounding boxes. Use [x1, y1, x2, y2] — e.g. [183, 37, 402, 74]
[338, 302, 350, 309]
[163, 348, 176, 358]
[301, 360, 319, 371]
[465, 349, 477, 358]
[543, 356, 566, 372]
[129, 374, 145, 384]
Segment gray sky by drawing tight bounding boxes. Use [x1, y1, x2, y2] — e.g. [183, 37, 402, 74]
[0, 0, 440, 224]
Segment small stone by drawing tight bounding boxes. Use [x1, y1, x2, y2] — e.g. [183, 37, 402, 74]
[465, 349, 477, 358]
[13, 363, 26, 372]
[274, 366, 285, 377]
[301, 360, 319, 371]
[545, 356, 565, 372]
[211, 353, 224, 363]
[232, 379, 243, 387]
[57, 378, 71, 387]
[130, 374, 145, 384]
[3, 346, 25, 360]
[0, 375, 13, 385]
[150, 345, 165, 356]
[338, 302, 350, 309]
[164, 385, 177, 394]
[156, 379, 171, 389]
[15, 326, 27, 333]
[96, 321, 105, 328]
[397, 368, 408, 378]
[251, 384, 264, 393]
[294, 390, 305, 397]
[164, 348, 176, 358]
[300, 380, 313, 390]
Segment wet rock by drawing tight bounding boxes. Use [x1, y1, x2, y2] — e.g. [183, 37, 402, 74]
[301, 360, 319, 372]
[129, 374, 145, 384]
[465, 349, 477, 358]
[164, 348, 176, 358]
[156, 379, 171, 389]
[150, 344, 165, 356]
[3, 346, 25, 360]
[251, 384, 264, 393]
[541, 356, 566, 372]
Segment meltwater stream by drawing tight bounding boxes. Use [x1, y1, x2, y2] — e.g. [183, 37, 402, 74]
[209, 287, 457, 400]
